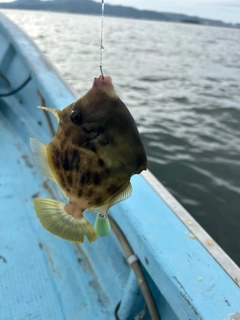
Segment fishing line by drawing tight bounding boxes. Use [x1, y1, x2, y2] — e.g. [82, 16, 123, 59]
[109, 217, 161, 320]
[100, 0, 105, 78]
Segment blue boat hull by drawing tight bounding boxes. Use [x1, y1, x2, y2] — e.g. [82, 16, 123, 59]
[0, 11, 239, 320]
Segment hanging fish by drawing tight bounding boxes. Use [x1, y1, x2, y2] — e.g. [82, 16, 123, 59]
[30, 75, 147, 243]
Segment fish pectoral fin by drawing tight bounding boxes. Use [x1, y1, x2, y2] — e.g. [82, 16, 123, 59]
[30, 138, 69, 202]
[37, 106, 60, 122]
[88, 181, 133, 216]
[106, 181, 133, 209]
[30, 138, 56, 182]
[34, 198, 97, 243]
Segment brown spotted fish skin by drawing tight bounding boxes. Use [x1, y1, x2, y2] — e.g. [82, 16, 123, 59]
[47, 76, 147, 218]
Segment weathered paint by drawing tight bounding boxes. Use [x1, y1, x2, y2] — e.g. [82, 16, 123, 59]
[0, 113, 126, 319]
[117, 270, 145, 319]
[141, 170, 240, 287]
[0, 11, 239, 320]
[110, 173, 240, 320]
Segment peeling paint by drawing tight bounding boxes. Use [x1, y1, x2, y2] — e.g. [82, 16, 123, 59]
[225, 299, 231, 307]
[75, 244, 110, 306]
[42, 244, 61, 279]
[22, 154, 33, 168]
[0, 256, 7, 263]
[42, 180, 56, 199]
[173, 276, 192, 301]
[173, 276, 203, 319]
[32, 192, 40, 199]
[207, 284, 215, 292]
[180, 292, 202, 320]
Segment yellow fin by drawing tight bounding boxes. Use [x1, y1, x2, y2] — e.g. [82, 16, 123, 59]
[34, 198, 97, 243]
[56, 184, 69, 203]
[30, 138, 69, 202]
[38, 106, 60, 122]
[88, 182, 132, 216]
[30, 138, 56, 182]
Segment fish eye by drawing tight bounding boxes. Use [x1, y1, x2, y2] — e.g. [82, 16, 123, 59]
[70, 110, 82, 125]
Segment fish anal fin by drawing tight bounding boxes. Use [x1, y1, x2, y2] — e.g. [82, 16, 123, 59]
[88, 181, 133, 216]
[30, 138, 56, 182]
[38, 106, 60, 122]
[34, 198, 97, 243]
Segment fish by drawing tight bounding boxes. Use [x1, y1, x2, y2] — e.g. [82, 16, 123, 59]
[30, 75, 147, 243]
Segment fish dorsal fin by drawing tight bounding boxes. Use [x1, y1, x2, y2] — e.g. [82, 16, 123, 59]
[34, 198, 97, 243]
[88, 182, 133, 216]
[38, 106, 60, 123]
[30, 138, 56, 182]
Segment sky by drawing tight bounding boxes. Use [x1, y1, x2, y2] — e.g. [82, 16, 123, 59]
[106, 0, 240, 23]
[0, 0, 240, 23]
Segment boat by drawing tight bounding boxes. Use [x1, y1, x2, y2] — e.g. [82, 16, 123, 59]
[0, 12, 239, 320]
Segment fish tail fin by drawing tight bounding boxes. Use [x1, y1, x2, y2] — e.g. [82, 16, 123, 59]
[34, 198, 97, 243]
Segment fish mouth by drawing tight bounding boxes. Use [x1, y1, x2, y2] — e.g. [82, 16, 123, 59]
[92, 75, 117, 98]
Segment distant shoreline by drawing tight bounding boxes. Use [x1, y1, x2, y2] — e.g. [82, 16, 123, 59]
[0, 0, 239, 29]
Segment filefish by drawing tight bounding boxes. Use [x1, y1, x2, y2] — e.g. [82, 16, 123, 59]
[30, 75, 147, 243]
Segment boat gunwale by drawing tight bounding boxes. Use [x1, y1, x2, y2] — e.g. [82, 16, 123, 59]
[0, 8, 239, 286]
[141, 170, 240, 287]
